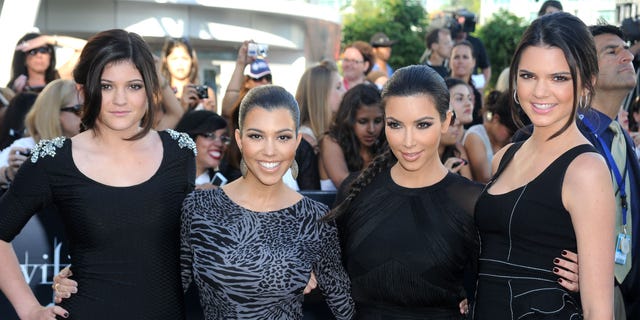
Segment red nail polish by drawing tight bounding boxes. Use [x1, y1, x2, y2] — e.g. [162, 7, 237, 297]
[557, 278, 563, 283]
[554, 258, 560, 263]
[553, 267, 559, 273]
[561, 250, 567, 256]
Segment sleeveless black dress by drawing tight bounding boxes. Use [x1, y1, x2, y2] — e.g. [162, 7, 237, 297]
[472, 142, 596, 319]
[0, 130, 196, 319]
[340, 169, 482, 319]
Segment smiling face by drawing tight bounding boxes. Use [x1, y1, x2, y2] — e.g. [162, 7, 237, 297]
[354, 104, 384, 148]
[96, 60, 148, 136]
[516, 46, 577, 132]
[195, 127, 228, 172]
[385, 95, 449, 174]
[166, 46, 193, 81]
[449, 84, 473, 125]
[342, 47, 369, 82]
[236, 107, 301, 186]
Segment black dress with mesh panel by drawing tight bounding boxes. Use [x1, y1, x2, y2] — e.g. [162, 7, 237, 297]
[0, 130, 195, 320]
[338, 168, 482, 319]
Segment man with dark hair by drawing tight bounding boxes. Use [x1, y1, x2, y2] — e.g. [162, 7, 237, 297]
[423, 28, 453, 79]
[582, 23, 639, 320]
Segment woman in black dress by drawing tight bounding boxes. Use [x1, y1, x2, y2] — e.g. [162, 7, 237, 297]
[329, 65, 481, 319]
[473, 12, 615, 318]
[0, 29, 196, 319]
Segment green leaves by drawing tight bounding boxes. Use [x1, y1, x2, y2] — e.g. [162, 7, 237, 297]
[342, 0, 427, 70]
[477, 9, 529, 89]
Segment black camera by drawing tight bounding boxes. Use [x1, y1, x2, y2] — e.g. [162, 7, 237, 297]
[451, 9, 477, 38]
[195, 85, 209, 99]
[622, 17, 640, 43]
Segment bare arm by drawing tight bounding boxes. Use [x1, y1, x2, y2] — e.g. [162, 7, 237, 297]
[563, 153, 615, 319]
[221, 41, 253, 120]
[0, 241, 69, 319]
[319, 136, 349, 188]
[16, 34, 87, 80]
[463, 133, 492, 183]
[153, 56, 184, 130]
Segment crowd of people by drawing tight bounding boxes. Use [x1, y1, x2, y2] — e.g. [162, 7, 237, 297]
[0, 0, 638, 319]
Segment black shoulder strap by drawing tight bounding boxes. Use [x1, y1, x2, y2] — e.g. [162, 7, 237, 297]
[491, 142, 525, 182]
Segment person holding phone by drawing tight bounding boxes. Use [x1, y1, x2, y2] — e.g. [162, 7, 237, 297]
[175, 110, 230, 190]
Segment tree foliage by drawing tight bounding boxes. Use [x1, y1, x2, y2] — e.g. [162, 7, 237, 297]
[476, 9, 529, 89]
[342, 0, 428, 69]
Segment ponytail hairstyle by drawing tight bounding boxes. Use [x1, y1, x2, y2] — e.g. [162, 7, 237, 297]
[326, 65, 450, 220]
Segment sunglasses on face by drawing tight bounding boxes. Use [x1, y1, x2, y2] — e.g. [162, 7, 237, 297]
[198, 132, 231, 145]
[27, 47, 52, 56]
[250, 74, 272, 83]
[60, 104, 82, 116]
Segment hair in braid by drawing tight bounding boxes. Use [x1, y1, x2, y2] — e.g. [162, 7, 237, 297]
[325, 65, 449, 220]
[325, 147, 395, 220]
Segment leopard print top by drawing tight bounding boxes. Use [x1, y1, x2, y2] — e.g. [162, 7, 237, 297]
[180, 188, 354, 319]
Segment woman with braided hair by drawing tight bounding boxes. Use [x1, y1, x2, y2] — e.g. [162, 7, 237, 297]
[328, 65, 482, 318]
[328, 65, 582, 319]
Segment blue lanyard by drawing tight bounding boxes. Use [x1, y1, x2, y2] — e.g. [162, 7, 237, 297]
[578, 114, 628, 227]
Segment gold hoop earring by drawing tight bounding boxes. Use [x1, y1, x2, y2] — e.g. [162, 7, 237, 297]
[240, 158, 248, 178]
[290, 160, 298, 180]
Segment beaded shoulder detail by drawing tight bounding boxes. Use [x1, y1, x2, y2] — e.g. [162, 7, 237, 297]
[30, 136, 66, 163]
[166, 129, 197, 156]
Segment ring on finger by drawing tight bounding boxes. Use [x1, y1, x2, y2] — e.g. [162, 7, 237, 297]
[53, 282, 60, 293]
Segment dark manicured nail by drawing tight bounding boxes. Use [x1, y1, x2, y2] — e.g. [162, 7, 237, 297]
[553, 267, 559, 273]
[64, 312, 69, 318]
[561, 250, 567, 256]
[557, 278, 563, 283]
[554, 258, 560, 263]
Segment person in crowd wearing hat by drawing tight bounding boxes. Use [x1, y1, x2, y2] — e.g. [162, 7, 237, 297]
[221, 41, 273, 122]
[369, 32, 396, 78]
[175, 110, 230, 190]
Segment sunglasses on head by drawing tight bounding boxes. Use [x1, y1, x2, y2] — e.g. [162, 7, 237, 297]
[250, 74, 272, 83]
[27, 47, 52, 56]
[60, 104, 82, 116]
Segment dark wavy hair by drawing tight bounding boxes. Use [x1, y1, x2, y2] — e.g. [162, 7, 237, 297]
[73, 29, 158, 141]
[327, 65, 450, 220]
[509, 12, 598, 140]
[7, 33, 59, 90]
[327, 83, 384, 172]
[483, 90, 518, 134]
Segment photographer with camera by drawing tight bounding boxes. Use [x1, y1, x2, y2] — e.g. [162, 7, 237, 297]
[221, 40, 272, 121]
[160, 37, 216, 112]
[450, 9, 491, 92]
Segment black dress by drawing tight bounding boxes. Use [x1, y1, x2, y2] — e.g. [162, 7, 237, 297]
[472, 142, 595, 319]
[0, 130, 196, 320]
[339, 168, 482, 319]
